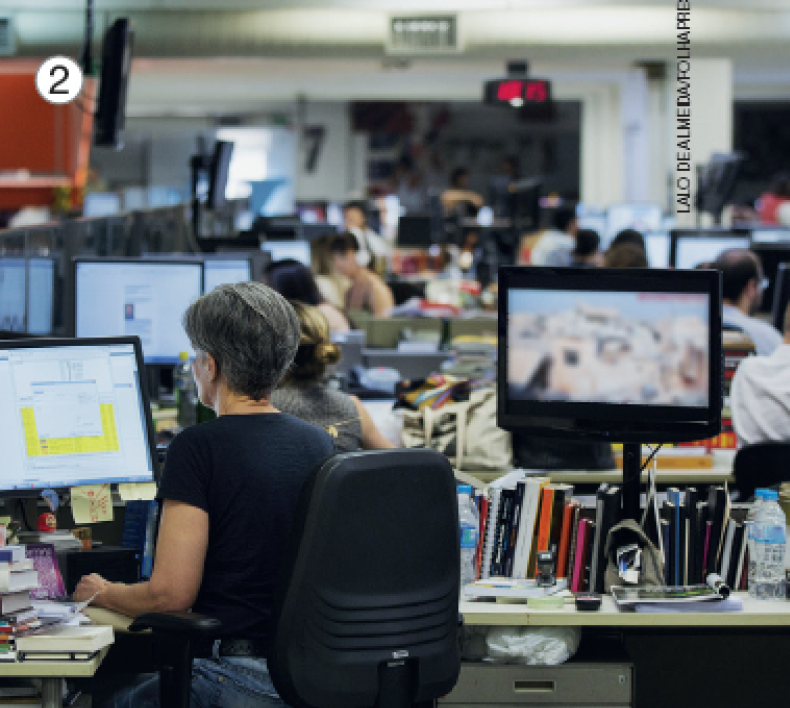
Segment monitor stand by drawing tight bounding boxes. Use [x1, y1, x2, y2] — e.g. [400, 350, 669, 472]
[621, 443, 642, 521]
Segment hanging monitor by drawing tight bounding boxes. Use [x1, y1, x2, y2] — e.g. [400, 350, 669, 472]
[94, 18, 134, 149]
[498, 266, 722, 443]
[0, 337, 157, 492]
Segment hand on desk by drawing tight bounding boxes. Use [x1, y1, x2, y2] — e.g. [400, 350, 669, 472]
[73, 573, 111, 606]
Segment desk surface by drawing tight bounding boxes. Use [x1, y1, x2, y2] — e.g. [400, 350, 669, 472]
[0, 646, 108, 677]
[460, 594, 790, 627]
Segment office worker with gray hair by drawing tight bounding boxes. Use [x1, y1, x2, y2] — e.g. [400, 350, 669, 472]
[74, 282, 335, 707]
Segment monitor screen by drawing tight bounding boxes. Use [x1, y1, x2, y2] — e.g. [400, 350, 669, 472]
[83, 193, 121, 218]
[606, 204, 664, 242]
[672, 233, 750, 270]
[75, 260, 203, 364]
[262, 241, 311, 266]
[750, 227, 790, 244]
[644, 232, 670, 269]
[498, 266, 722, 443]
[0, 258, 26, 333]
[203, 258, 251, 293]
[0, 338, 156, 492]
[27, 258, 55, 335]
[772, 263, 790, 331]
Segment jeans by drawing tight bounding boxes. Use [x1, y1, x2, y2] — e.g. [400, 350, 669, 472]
[97, 655, 287, 708]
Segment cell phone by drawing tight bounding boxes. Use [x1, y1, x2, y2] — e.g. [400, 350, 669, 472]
[575, 592, 602, 611]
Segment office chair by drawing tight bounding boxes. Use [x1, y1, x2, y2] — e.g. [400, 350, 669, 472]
[733, 441, 790, 501]
[130, 449, 461, 708]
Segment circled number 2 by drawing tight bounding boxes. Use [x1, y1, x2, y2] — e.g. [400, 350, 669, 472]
[50, 65, 70, 95]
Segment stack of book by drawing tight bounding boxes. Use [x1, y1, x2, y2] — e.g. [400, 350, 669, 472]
[0, 545, 41, 661]
[474, 473, 622, 594]
[17, 530, 81, 551]
[472, 472, 750, 594]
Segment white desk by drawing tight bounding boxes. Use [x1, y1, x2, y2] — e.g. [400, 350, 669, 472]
[0, 647, 108, 708]
[460, 593, 790, 627]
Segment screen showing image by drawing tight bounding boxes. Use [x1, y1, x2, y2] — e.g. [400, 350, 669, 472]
[0, 342, 154, 490]
[507, 289, 710, 407]
[203, 259, 251, 293]
[262, 240, 311, 266]
[645, 232, 670, 269]
[76, 262, 202, 364]
[0, 258, 26, 333]
[27, 258, 55, 335]
[606, 204, 663, 244]
[674, 236, 750, 270]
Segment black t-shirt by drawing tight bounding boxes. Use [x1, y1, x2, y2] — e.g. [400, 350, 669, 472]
[157, 413, 335, 642]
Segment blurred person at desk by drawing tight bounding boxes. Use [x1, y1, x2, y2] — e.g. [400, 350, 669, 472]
[271, 301, 395, 453]
[311, 235, 349, 309]
[571, 228, 603, 267]
[731, 305, 790, 446]
[441, 166, 485, 216]
[329, 232, 395, 317]
[530, 205, 578, 266]
[714, 249, 782, 356]
[264, 258, 350, 334]
[73, 282, 336, 708]
[757, 171, 790, 226]
[343, 200, 391, 270]
[603, 242, 648, 268]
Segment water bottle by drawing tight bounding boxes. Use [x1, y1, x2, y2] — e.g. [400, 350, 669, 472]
[174, 352, 197, 429]
[747, 489, 768, 598]
[458, 485, 479, 589]
[751, 489, 787, 600]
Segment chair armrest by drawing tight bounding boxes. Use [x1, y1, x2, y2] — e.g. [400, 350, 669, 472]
[129, 611, 222, 638]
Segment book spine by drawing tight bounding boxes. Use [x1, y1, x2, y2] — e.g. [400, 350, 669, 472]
[702, 520, 712, 573]
[497, 491, 515, 578]
[583, 521, 596, 591]
[566, 505, 581, 580]
[503, 483, 526, 578]
[570, 518, 590, 593]
[474, 496, 490, 579]
[535, 487, 555, 555]
[490, 491, 511, 577]
[555, 502, 575, 580]
[661, 520, 671, 585]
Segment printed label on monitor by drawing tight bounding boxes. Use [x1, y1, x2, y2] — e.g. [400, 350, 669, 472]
[507, 289, 709, 407]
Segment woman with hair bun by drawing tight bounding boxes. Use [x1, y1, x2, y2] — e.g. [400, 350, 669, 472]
[271, 301, 395, 452]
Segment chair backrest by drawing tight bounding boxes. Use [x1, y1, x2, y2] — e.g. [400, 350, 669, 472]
[733, 441, 790, 501]
[269, 449, 461, 708]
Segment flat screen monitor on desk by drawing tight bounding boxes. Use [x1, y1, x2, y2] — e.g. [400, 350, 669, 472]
[397, 215, 433, 248]
[772, 263, 790, 331]
[203, 257, 252, 292]
[27, 258, 55, 335]
[0, 258, 26, 333]
[606, 204, 664, 245]
[750, 226, 790, 244]
[498, 266, 722, 519]
[262, 240, 311, 266]
[0, 337, 157, 492]
[75, 259, 203, 364]
[670, 229, 751, 270]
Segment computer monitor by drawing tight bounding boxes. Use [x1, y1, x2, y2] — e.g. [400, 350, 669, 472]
[670, 229, 751, 269]
[203, 258, 252, 293]
[644, 231, 671, 269]
[498, 266, 722, 442]
[83, 193, 121, 218]
[771, 263, 790, 331]
[94, 18, 134, 149]
[606, 204, 664, 244]
[207, 141, 234, 211]
[27, 258, 55, 335]
[262, 240, 311, 266]
[0, 258, 26, 333]
[750, 226, 790, 244]
[0, 337, 157, 492]
[75, 259, 203, 364]
[397, 215, 433, 248]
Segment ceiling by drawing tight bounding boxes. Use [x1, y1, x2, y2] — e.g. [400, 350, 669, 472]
[2, 1, 790, 113]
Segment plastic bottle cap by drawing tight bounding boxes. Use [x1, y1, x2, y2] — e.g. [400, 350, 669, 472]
[457, 484, 472, 496]
[765, 490, 778, 501]
[178, 352, 190, 361]
[755, 489, 769, 499]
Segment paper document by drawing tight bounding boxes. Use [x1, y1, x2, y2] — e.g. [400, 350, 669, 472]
[118, 482, 157, 501]
[70, 484, 113, 524]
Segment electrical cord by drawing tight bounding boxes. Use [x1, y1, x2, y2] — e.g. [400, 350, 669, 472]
[622, 443, 663, 487]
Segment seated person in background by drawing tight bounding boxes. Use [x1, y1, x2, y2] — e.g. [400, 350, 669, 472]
[441, 167, 485, 215]
[343, 200, 392, 268]
[264, 258, 350, 334]
[610, 228, 646, 253]
[329, 232, 395, 317]
[571, 228, 603, 267]
[271, 302, 395, 453]
[311, 235, 349, 309]
[74, 282, 335, 707]
[530, 205, 578, 266]
[713, 249, 782, 356]
[731, 305, 790, 446]
[603, 243, 649, 268]
[757, 171, 790, 226]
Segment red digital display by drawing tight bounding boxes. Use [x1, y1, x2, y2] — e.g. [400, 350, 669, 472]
[485, 78, 551, 106]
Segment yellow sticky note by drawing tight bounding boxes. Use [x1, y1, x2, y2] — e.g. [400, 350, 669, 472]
[70, 484, 114, 524]
[118, 482, 157, 502]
